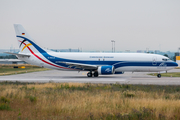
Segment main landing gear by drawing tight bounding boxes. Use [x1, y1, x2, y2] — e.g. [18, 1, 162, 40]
[87, 72, 92, 77]
[157, 74, 161, 78]
[87, 71, 99, 77]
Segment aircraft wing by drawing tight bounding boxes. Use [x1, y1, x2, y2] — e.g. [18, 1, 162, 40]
[61, 62, 98, 70]
[4, 52, 30, 57]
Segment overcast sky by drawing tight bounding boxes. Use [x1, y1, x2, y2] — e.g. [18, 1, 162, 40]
[0, 0, 180, 52]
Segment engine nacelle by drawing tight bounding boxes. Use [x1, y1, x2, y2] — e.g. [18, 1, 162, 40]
[98, 65, 115, 75]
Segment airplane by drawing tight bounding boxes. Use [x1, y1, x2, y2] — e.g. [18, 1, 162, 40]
[5, 24, 178, 78]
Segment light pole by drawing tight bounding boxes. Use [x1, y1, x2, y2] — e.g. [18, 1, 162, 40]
[111, 40, 113, 53]
[111, 40, 115, 53]
[114, 41, 115, 53]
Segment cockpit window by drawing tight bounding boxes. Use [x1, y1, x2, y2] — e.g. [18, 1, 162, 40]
[162, 58, 170, 61]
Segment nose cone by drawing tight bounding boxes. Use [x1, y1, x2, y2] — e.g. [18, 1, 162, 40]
[173, 62, 178, 67]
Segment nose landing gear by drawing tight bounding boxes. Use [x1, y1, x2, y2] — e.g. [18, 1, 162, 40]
[157, 74, 161, 78]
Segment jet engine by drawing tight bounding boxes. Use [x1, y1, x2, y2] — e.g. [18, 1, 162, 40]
[97, 65, 115, 75]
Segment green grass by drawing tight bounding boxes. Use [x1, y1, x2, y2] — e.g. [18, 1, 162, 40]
[1, 96, 10, 103]
[0, 64, 50, 76]
[0, 104, 11, 111]
[0, 96, 11, 111]
[149, 72, 180, 77]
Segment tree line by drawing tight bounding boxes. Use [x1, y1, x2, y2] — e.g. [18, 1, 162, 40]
[0, 55, 17, 59]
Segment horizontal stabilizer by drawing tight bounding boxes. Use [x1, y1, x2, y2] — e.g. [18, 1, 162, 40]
[4, 52, 30, 57]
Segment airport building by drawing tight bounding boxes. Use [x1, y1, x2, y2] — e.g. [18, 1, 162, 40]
[176, 56, 180, 67]
[0, 59, 26, 64]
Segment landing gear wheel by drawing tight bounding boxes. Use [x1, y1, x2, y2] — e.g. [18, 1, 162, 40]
[94, 72, 99, 77]
[87, 72, 92, 77]
[157, 74, 161, 78]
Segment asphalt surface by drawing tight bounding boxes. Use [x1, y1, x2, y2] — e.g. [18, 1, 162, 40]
[0, 69, 180, 85]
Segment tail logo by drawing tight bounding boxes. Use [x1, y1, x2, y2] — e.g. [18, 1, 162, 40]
[21, 43, 32, 52]
[19, 39, 32, 52]
[19, 39, 26, 47]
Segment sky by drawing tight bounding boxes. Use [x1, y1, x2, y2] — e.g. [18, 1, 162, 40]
[0, 0, 180, 52]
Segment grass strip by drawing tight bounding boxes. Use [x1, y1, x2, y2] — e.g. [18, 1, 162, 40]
[0, 64, 50, 76]
[0, 82, 180, 119]
[149, 72, 180, 77]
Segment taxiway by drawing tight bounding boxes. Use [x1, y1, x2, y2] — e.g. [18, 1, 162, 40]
[0, 69, 180, 85]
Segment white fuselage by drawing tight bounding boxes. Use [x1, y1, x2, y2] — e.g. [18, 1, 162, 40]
[18, 52, 177, 73]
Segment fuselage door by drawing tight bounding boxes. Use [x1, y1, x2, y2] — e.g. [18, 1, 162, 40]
[152, 56, 157, 66]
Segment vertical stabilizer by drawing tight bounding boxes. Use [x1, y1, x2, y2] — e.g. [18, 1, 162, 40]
[14, 24, 45, 54]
